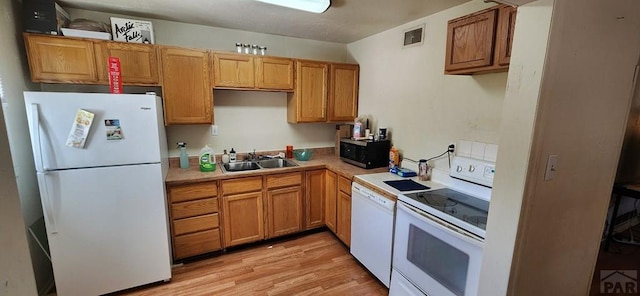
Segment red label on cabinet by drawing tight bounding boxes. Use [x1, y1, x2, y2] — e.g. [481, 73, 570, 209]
[108, 57, 122, 94]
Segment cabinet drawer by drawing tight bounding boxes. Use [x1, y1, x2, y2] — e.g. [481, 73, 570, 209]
[338, 175, 351, 195]
[174, 229, 221, 259]
[173, 213, 219, 236]
[169, 182, 218, 203]
[222, 176, 262, 195]
[266, 172, 302, 189]
[171, 198, 218, 219]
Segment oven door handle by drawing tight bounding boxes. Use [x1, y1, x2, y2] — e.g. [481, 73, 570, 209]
[398, 202, 483, 245]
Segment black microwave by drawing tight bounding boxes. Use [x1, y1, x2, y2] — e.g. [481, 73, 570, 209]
[339, 139, 390, 169]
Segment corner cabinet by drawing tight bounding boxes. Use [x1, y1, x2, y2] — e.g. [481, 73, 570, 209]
[168, 182, 222, 260]
[160, 46, 213, 125]
[336, 175, 352, 246]
[444, 4, 517, 75]
[305, 169, 325, 229]
[328, 63, 359, 122]
[287, 60, 359, 123]
[212, 52, 294, 91]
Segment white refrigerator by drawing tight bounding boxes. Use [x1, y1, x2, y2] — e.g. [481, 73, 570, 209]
[24, 91, 172, 295]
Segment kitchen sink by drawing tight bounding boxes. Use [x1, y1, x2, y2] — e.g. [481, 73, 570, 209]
[221, 159, 298, 173]
[257, 158, 298, 169]
[223, 161, 261, 172]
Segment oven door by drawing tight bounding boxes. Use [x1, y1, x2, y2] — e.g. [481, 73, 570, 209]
[392, 202, 484, 296]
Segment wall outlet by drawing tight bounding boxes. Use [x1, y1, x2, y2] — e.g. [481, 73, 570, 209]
[211, 125, 218, 136]
[448, 143, 456, 153]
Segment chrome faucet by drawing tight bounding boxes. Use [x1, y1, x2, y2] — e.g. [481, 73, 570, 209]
[247, 149, 257, 161]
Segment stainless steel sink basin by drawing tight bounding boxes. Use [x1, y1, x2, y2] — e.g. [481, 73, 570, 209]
[221, 158, 298, 173]
[223, 161, 261, 172]
[257, 158, 299, 169]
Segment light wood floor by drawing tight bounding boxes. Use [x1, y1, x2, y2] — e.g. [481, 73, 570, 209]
[114, 230, 388, 296]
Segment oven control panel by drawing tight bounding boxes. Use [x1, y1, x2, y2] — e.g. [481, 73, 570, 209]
[449, 156, 495, 188]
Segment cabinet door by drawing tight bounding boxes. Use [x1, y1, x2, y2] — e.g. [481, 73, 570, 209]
[160, 46, 213, 125]
[336, 191, 351, 247]
[24, 34, 98, 83]
[324, 170, 337, 233]
[305, 169, 325, 229]
[95, 42, 160, 85]
[255, 57, 294, 90]
[444, 9, 498, 72]
[287, 60, 328, 123]
[267, 186, 303, 238]
[496, 5, 517, 66]
[212, 53, 255, 88]
[222, 191, 264, 247]
[328, 63, 359, 122]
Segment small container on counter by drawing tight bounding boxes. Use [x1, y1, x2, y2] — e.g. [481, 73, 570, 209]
[252, 45, 259, 55]
[286, 145, 293, 158]
[222, 149, 230, 164]
[236, 43, 242, 53]
[243, 44, 250, 54]
[259, 46, 267, 55]
[177, 142, 189, 169]
[418, 159, 430, 181]
[230, 148, 237, 162]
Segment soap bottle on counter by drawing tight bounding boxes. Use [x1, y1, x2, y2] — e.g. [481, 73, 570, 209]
[229, 148, 237, 163]
[177, 142, 189, 169]
[222, 149, 230, 164]
[199, 145, 216, 172]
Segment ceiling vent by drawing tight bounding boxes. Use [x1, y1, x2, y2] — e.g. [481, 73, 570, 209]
[403, 24, 425, 47]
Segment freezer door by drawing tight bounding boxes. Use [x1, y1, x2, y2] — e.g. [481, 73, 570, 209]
[24, 92, 166, 170]
[38, 163, 171, 296]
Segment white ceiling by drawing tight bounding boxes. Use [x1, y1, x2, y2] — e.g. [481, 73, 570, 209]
[58, 0, 471, 43]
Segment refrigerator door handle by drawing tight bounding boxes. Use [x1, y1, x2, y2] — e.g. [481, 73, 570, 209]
[30, 103, 47, 172]
[38, 173, 58, 234]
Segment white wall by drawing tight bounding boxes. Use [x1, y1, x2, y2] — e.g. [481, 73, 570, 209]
[0, 0, 50, 294]
[65, 8, 348, 156]
[481, 0, 640, 295]
[347, 0, 507, 172]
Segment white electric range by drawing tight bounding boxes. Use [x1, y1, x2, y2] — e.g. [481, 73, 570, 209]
[391, 156, 496, 296]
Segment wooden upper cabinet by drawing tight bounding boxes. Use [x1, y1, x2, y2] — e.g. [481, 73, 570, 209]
[255, 57, 294, 90]
[95, 41, 160, 85]
[160, 46, 213, 125]
[444, 9, 497, 73]
[496, 5, 517, 66]
[328, 63, 359, 122]
[24, 33, 98, 83]
[444, 5, 517, 75]
[287, 60, 329, 123]
[212, 52, 255, 88]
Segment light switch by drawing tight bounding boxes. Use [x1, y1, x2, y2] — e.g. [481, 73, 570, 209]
[211, 125, 218, 136]
[544, 155, 558, 181]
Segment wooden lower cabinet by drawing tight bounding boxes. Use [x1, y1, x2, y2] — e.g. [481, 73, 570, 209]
[222, 191, 264, 247]
[266, 173, 303, 238]
[324, 170, 338, 233]
[305, 169, 325, 229]
[336, 191, 352, 246]
[266, 186, 303, 238]
[221, 177, 265, 247]
[168, 182, 221, 260]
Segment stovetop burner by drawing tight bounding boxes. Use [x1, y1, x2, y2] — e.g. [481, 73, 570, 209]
[400, 188, 489, 232]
